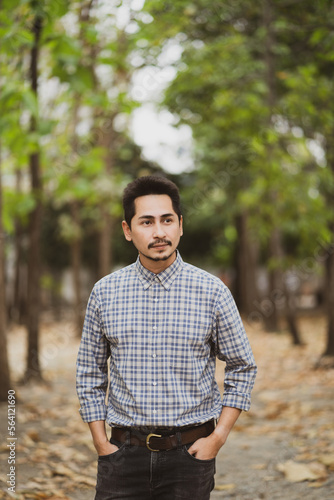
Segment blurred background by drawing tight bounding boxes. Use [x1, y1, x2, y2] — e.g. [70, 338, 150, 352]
[1, 0, 334, 394]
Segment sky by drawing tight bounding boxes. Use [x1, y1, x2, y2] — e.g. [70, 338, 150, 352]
[115, 0, 195, 174]
[130, 105, 194, 174]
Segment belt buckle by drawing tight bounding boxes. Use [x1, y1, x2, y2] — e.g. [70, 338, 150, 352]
[146, 433, 162, 452]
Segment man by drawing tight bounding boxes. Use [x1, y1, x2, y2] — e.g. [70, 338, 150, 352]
[76, 175, 257, 499]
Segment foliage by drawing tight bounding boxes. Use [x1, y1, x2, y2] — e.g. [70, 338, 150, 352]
[136, 0, 332, 275]
[1, 0, 334, 314]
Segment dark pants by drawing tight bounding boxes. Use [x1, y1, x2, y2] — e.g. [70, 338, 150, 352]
[95, 436, 216, 500]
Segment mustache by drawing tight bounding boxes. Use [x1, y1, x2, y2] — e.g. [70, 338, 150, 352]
[148, 239, 172, 249]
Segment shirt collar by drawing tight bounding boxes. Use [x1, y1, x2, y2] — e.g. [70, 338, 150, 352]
[135, 250, 184, 290]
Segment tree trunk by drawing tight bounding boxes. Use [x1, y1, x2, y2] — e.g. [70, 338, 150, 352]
[13, 168, 27, 323]
[265, 227, 281, 332]
[25, 11, 43, 382]
[66, 2, 97, 332]
[324, 230, 334, 356]
[0, 150, 11, 400]
[283, 281, 303, 346]
[266, 227, 303, 344]
[0, 0, 11, 402]
[97, 117, 116, 280]
[263, 0, 276, 111]
[51, 269, 62, 322]
[98, 208, 113, 279]
[70, 201, 84, 336]
[261, 0, 302, 342]
[322, 136, 334, 356]
[234, 213, 258, 315]
[263, 0, 279, 332]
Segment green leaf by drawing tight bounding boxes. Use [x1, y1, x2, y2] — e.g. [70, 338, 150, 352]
[22, 89, 38, 117]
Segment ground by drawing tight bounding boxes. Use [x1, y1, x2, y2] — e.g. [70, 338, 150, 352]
[0, 313, 333, 499]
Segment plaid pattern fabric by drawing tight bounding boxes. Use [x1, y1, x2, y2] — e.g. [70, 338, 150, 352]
[76, 252, 257, 427]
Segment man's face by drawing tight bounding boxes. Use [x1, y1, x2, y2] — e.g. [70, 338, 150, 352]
[122, 194, 183, 272]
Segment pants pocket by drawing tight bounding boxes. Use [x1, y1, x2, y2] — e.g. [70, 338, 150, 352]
[183, 442, 216, 464]
[98, 438, 126, 461]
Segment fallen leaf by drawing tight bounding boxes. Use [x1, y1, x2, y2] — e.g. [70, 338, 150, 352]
[24, 481, 47, 490]
[15, 491, 70, 500]
[4, 316, 334, 499]
[308, 480, 328, 488]
[27, 430, 40, 442]
[277, 460, 328, 482]
[295, 452, 317, 462]
[251, 463, 267, 470]
[72, 475, 96, 487]
[51, 464, 77, 479]
[214, 483, 236, 491]
[49, 427, 69, 436]
[319, 453, 334, 470]
[21, 434, 37, 447]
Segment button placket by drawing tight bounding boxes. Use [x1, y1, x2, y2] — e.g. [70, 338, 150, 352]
[150, 281, 162, 421]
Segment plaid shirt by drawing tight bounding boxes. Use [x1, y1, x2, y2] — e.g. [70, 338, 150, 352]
[76, 251, 257, 427]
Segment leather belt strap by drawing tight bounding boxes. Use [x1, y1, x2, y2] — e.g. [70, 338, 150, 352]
[111, 420, 215, 452]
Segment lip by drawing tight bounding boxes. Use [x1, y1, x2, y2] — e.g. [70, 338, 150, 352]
[152, 244, 168, 249]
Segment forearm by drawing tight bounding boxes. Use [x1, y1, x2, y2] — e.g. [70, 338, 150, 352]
[89, 420, 108, 446]
[212, 406, 241, 447]
[88, 420, 116, 456]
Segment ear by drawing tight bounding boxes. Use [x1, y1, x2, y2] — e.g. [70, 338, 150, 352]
[122, 220, 132, 242]
[179, 215, 183, 237]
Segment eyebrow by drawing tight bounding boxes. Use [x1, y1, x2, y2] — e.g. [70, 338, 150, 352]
[138, 213, 175, 220]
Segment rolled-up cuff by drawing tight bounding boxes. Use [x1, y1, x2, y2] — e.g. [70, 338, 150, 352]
[222, 392, 251, 412]
[79, 403, 108, 423]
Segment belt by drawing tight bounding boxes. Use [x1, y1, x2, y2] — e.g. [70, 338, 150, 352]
[111, 420, 215, 452]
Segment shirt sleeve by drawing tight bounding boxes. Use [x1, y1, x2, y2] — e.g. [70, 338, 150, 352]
[214, 285, 257, 411]
[76, 286, 110, 422]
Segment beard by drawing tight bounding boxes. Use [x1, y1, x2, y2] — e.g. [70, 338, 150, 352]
[146, 250, 175, 262]
[141, 239, 175, 262]
[142, 248, 176, 262]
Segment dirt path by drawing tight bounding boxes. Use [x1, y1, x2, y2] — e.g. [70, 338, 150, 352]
[0, 315, 333, 499]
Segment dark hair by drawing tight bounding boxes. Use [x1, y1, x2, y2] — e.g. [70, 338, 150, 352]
[123, 175, 182, 227]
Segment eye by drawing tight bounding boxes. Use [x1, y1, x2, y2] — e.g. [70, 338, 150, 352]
[142, 220, 152, 226]
[164, 218, 173, 224]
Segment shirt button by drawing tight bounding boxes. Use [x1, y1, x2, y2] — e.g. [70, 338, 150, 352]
[153, 326, 157, 330]
[152, 382, 157, 386]
[152, 354, 157, 358]
[153, 410, 157, 414]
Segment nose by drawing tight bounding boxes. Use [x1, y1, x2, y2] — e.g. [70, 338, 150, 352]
[153, 222, 166, 238]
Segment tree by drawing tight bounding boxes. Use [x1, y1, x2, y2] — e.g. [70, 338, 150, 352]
[135, 1, 264, 314]
[278, 1, 334, 357]
[0, 0, 69, 377]
[0, 154, 11, 400]
[136, 0, 330, 346]
[47, 0, 138, 331]
[0, 0, 27, 397]
[25, 3, 44, 382]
